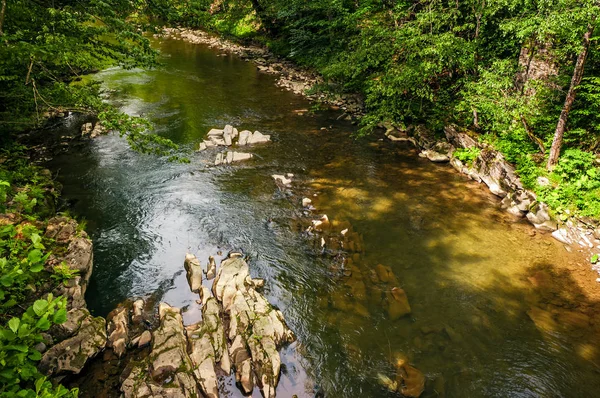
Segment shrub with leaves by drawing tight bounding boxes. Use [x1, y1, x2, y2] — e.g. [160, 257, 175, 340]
[0, 295, 78, 397]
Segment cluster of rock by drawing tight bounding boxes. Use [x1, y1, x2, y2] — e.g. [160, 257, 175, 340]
[198, 124, 271, 151]
[197, 125, 271, 166]
[121, 252, 294, 398]
[38, 214, 294, 397]
[386, 124, 600, 273]
[80, 121, 105, 139]
[161, 28, 364, 119]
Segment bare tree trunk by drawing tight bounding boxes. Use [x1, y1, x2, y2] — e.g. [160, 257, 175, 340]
[0, 0, 7, 36]
[547, 23, 595, 170]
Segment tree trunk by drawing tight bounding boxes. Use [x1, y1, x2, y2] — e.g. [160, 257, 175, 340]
[0, 0, 7, 36]
[547, 23, 595, 170]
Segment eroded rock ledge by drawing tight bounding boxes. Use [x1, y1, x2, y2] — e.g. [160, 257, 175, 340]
[120, 253, 294, 398]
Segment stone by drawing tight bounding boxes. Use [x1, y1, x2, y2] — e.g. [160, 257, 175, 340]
[107, 306, 129, 357]
[198, 142, 207, 151]
[421, 149, 450, 163]
[444, 125, 478, 149]
[223, 124, 234, 136]
[214, 153, 224, 166]
[527, 202, 551, 225]
[206, 255, 217, 280]
[186, 322, 220, 398]
[247, 131, 271, 144]
[473, 149, 523, 198]
[302, 198, 312, 207]
[137, 330, 152, 348]
[207, 128, 224, 137]
[121, 364, 199, 398]
[184, 253, 203, 293]
[552, 228, 572, 245]
[132, 299, 144, 324]
[231, 152, 253, 162]
[230, 335, 254, 394]
[537, 176, 550, 186]
[272, 174, 292, 185]
[212, 257, 295, 397]
[396, 360, 425, 398]
[238, 130, 252, 146]
[151, 304, 192, 380]
[39, 311, 107, 376]
[387, 287, 412, 320]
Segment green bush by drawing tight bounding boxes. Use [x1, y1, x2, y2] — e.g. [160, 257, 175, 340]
[453, 147, 481, 167]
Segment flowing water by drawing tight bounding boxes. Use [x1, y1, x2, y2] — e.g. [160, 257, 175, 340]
[48, 38, 600, 397]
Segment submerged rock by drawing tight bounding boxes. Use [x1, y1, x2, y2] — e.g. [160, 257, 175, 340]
[214, 151, 253, 166]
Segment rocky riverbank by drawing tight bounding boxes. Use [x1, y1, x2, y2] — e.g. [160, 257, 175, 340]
[40, 244, 295, 397]
[384, 124, 600, 279]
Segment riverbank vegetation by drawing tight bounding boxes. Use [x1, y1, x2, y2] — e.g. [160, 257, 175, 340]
[147, 0, 600, 218]
[0, 145, 78, 397]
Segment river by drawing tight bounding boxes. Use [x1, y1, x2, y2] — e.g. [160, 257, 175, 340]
[47, 37, 600, 397]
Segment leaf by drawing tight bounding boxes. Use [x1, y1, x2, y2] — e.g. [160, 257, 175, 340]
[53, 308, 67, 324]
[27, 249, 43, 264]
[8, 317, 20, 333]
[592, 254, 599, 264]
[32, 299, 48, 316]
[29, 263, 44, 273]
[28, 350, 42, 361]
[5, 344, 28, 352]
[35, 315, 51, 331]
[0, 274, 14, 287]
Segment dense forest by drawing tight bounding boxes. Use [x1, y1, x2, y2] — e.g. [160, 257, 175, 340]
[0, 0, 599, 395]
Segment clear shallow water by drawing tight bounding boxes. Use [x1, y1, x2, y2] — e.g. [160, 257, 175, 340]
[48, 38, 600, 397]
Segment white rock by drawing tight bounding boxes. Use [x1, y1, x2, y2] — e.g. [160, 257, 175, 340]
[537, 176, 550, 186]
[552, 229, 572, 245]
[207, 128, 224, 137]
[231, 152, 253, 162]
[272, 174, 292, 185]
[247, 131, 271, 144]
[238, 130, 252, 145]
[302, 198, 312, 207]
[198, 142, 207, 151]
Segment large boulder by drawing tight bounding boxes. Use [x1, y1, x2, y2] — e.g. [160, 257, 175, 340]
[39, 309, 107, 376]
[472, 149, 523, 198]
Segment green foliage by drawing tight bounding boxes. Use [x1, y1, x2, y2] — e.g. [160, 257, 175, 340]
[537, 149, 600, 217]
[0, 295, 77, 397]
[51, 262, 79, 287]
[0, 147, 81, 397]
[453, 147, 481, 167]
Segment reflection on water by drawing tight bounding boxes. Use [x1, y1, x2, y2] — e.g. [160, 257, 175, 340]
[47, 38, 600, 397]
